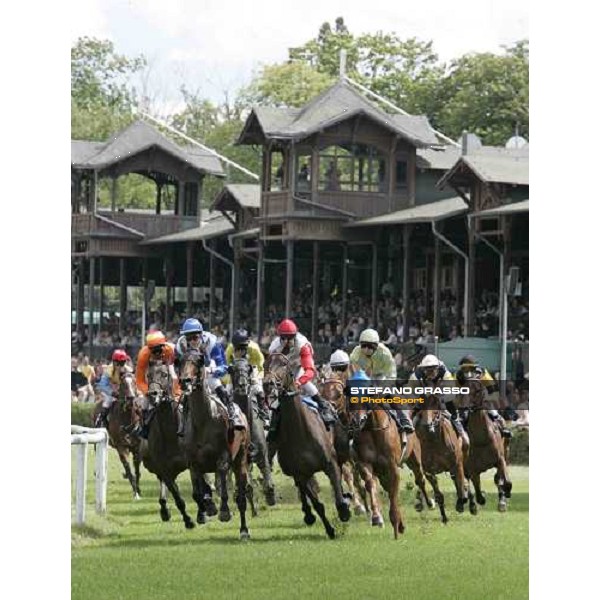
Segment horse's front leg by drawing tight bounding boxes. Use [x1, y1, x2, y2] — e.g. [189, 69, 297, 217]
[217, 455, 232, 522]
[158, 479, 170, 522]
[342, 462, 366, 516]
[385, 460, 404, 539]
[190, 467, 207, 524]
[162, 476, 195, 529]
[233, 455, 250, 539]
[358, 462, 383, 527]
[323, 458, 350, 523]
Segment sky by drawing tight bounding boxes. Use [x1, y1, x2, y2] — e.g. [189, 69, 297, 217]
[70, 0, 529, 113]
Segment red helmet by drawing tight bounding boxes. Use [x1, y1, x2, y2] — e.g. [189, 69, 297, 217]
[112, 349, 128, 362]
[277, 319, 298, 336]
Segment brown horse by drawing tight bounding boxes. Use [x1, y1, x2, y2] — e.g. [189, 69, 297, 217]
[92, 370, 142, 499]
[349, 399, 438, 538]
[264, 353, 350, 539]
[140, 362, 198, 529]
[320, 377, 368, 517]
[180, 349, 251, 540]
[462, 376, 513, 512]
[412, 397, 469, 522]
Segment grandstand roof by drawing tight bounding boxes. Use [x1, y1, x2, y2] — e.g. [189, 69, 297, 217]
[345, 196, 468, 227]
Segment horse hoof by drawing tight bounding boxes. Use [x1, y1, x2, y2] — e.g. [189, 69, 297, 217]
[442, 515, 449, 525]
[476, 493, 486, 506]
[205, 500, 218, 517]
[498, 502, 507, 513]
[240, 530, 251, 541]
[455, 499, 465, 513]
[219, 510, 232, 523]
[134, 493, 141, 501]
[160, 509, 171, 522]
[469, 504, 478, 516]
[504, 482, 513, 499]
[197, 512, 207, 525]
[184, 519, 195, 530]
[354, 505, 367, 516]
[326, 527, 336, 540]
[371, 515, 384, 527]
[265, 488, 277, 506]
[427, 498, 436, 509]
[337, 504, 351, 523]
[304, 513, 316, 526]
[414, 502, 424, 513]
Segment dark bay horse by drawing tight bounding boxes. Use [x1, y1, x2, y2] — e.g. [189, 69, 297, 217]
[320, 377, 368, 517]
[140, 362, 198, 529]
[264, 353, 350, 539]
[462, 376, 513, 512]
[412, 397, 470, 522]
[230, 357, 276, 508]
[92, 370, 142, 499]
[180, 350, 251, 540]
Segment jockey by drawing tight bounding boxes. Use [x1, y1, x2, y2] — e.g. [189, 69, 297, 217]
[175, 318, 244, 430]
[329, 349, 351, 377]
[94, 349, 133, 429]
[225, 329, 270, 426]
[267, 318, 337, 438]
[349, 328, 414, 433]
[409, 354, 468, 444]
[133, 331, 182, 438]
[455, 354, 514, 439]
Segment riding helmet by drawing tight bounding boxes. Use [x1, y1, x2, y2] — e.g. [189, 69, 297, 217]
[277, 319, 298, 336]
[112, 349, 128, 362]
[359, 328, 379, 344]
[232, 329, 249, 346]
[180, 318, 203, 335]
[146, 331, 167, 348]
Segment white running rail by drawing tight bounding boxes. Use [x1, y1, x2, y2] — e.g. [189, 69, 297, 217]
[71, 425, 109, 525]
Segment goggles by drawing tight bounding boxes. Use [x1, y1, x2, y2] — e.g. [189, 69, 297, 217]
[186, 333, 201, 342]
[114, 360, 126, 366]
[281, 334, 295, 342]
[151, 345, 164, 355]
[360, 343, 377, 350]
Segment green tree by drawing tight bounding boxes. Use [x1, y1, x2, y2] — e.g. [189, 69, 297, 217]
[71, 37, 146, 140]
[435, 40, 529, 145]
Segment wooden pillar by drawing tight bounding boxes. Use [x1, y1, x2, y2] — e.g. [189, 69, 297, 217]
[141, 258, 148, 344]
[402, 224, 412, 342]
[119, 258, 127, 337]
[111, 177, 118, 213]
[456, 255, 464, 335]
[371, 242, 378, 327]
[88, 257, 95, 356]
[311, 141, 319, 200]
[209, 248, 216, 330]
[186, 242, 194, 316]
[98, 257, 104, 335]
[466, 220, 476, 335]
[285, 240, 294, 318]
[341, 243, 348, 329]
[89, 171, 97, 213]
[256, 240, 265, 339]
[311, 241, 320, 342]
[232, 240, 241, 332]
[77, 257, 85, 338]
[156, 183, 163, 215]
[433, 234, 442, 338]
[162, 253, 170, 328]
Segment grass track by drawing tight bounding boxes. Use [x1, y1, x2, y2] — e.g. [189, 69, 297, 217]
[72, 447, 528, 600]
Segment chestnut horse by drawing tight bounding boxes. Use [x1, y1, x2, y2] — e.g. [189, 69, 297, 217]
[461, 375, 513, 512]
[92, 370, 142, 499]
[180, 349, 251, 540]
[139, 362, 199, 530]
[264, 353, 350, 539]
[412, 396, 469, 522]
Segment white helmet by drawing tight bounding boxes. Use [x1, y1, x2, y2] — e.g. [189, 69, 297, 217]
[418, 354, 440, 368]
[329, 350, 350, 367]
[359, 329, 379, 344]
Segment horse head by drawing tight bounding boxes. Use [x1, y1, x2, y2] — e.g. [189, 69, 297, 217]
[231, 357, 252, 396]
[459, 369, 487, 410]
[119, 370, 137, 403]
[321, 375, 347, 424]
[146, 362, 173, 407]
[264, 352, 295, 406]
[179, 349, 206, 394]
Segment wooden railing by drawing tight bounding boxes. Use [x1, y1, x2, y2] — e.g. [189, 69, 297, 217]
[262, 191, 289, 217]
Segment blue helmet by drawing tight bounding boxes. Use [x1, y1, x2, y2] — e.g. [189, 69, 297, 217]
[349, 369, 370, 382]
[180, 318, 203, 335]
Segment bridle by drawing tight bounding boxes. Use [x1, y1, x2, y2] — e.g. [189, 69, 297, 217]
[179, 350, 206, 394]
[264, 353, 297, 405]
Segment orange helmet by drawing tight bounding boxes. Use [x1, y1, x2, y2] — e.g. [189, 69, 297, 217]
[146, 331, 167, 348]
[277, 319, 298, 336]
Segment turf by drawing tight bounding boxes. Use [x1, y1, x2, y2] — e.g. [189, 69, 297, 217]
[72, 447, 528, 600]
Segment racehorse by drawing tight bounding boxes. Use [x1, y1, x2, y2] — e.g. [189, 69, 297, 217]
[412, 396, 469, 522]
[461, 374, 513, 512]
[348, 398, 439, 538]
[139, 362, 198, 529]
[180, 349, 251, 540]
[263, 353, 350, 539]
[320, 377, 368, 517]
[230, 356, 276, 508]
[92, 370, 142, 499]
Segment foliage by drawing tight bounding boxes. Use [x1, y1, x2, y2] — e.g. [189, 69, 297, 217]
[509, 427, 529, 465]
[71, 402, 95, 427]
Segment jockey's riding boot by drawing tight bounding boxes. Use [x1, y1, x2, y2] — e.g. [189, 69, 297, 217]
[504, 406, 520, 422]
[489, 410, 512, 438]
[216, 386, 244, 430]
[396, 410, 415, 433]
[96, 406, 110, 429]
[311, 393, 337, 429]
[176, 402, 185, 437]
[138, 408, 153, 439]
[266, 408, 280, 442]
[451, 415, 470, 446]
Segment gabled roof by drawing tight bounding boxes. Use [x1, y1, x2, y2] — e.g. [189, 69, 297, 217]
[71, 120, 225, 176]
[211, 184, 261, 212]
[344, 197, 468, 228]
[238, 80, 439, 147]
[417, 146, 461, 171]
[438, 146, 529, 188]
[472, 199, 529, 217]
